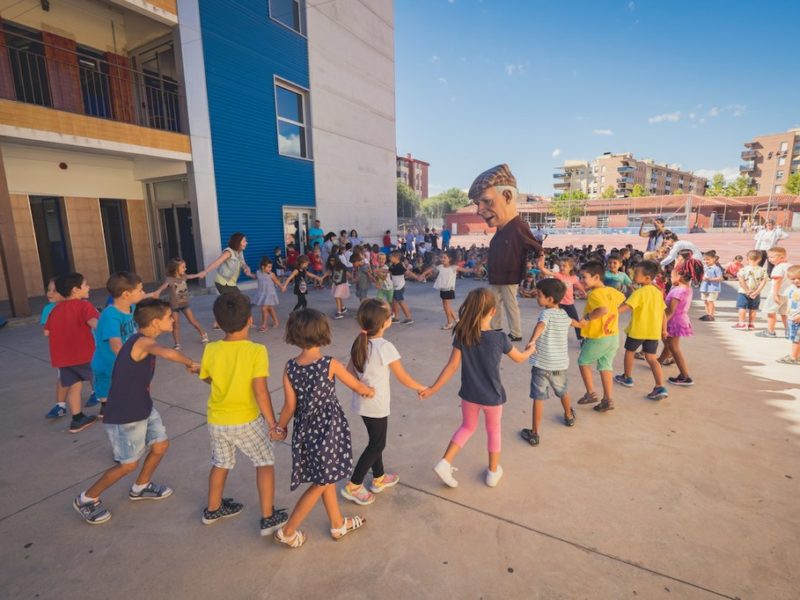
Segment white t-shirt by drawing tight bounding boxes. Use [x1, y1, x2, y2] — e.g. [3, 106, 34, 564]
[754, 228, 788, 251]
[433, 265, 457, 291]
[352, 338, 400, 418]
[767, 262, 791, 297]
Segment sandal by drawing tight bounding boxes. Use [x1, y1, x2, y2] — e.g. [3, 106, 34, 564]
[577, 392, 599, 405]
[331, 515, 366, 541]
[593, 399, 615, 412]
[659, 358, 675, 366]
[777, 355, 800, 365]
[274, 527, 307, 549]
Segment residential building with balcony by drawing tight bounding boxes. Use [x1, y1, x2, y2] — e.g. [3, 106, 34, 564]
[397, 153, 429, 199]
[739, 128, 800, 195]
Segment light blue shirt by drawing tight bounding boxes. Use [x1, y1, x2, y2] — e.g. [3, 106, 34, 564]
[700, 265, 723, 293]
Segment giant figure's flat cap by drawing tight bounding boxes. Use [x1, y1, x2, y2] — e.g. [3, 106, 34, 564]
[468, 164, 517, 199]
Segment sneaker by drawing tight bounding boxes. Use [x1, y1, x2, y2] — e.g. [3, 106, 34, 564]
[747, 324, 756, 330]
[174, 344, 182, 350]
[129, 482, 173, 501]
[433, 459, 458, 488]
[508, 334, 522, 342]
[99, 403, 105, 418]
[564, 408, 577, 427]
[341, 307, 349, 314]
[614, 374, 634, 387]
[732, 323, 748, 330]
[73, 495, 111, 525]
[369, 472, 399, 493]
[341, 484, 375, 506]
[402, 319, 415, 325]
[45, 404, 66, 419]
[333, 312, 344, 320]
[756, 330, 777, 338]
[699, 315, 712, 322]
[260, 508, 289, 537]
[69, 414, 97, 433]
[200, 333, 209, 344]
[646, 386, 669, 400]
[633, 351, 646, 360]
[391, 317, 400, 323]
[441, 322, 455, 330]
[85, 392, 99, 408]
[485, 465, 504, 488]
[520, 428, 540, 446]
[668, 375, 694, 386]
[202, 498, 244, 525]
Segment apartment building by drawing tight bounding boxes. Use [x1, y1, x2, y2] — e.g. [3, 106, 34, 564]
[0, 0, 396, 315]
[397, 153, 429, 199]
[740, 128, 800, 194]
[554, 152, 707, 198]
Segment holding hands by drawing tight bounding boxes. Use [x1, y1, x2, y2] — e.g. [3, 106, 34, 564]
[269, 424, 287, 441]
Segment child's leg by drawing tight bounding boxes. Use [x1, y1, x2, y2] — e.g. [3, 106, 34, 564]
[482, 404, 503, 472]
[267, 306, 279, 327]
[622, 349, 635, 378]
[748, 309, 756, 326]
[350, 416, 388, 486]
[709, 300, 716, 318]
[183, 308, 207, 336]
[256, 465, 276, 518]
[260, 306, 268, 330]
[599, 370, 614, 400]
[292, 293, 304, 311]
[134, 439, 169, 486]
[644, 353, 663, 386]
[667, 337, 690, 378]
[738, 307, 747, 324]
[578, 365, 595, 395]
[780, 314, 788, 331]
[85, 460, 139, 499]
[560, 392, 572, 418]
[791, 341, 800, 361]
[704, 299, 711, 316]
[531, 399, 544, 433]
[440, 298, 448, 323]
[172, 311, 182, 346]
[400, 301, 412, 319]
[444, 399, 481, 463]
[391, 299, 399, 318]
[320, 483, 346, 530]
[283, 484, 327, 536]
[65, 381, 83, 417]
[207, 466, 229, 511]
[767, 312, 776, 333]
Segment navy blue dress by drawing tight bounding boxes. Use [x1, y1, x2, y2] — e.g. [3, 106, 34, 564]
[287, 357, 352, 490]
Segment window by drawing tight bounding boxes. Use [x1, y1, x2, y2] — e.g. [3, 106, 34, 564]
[275, 80, 310, 159]
[270, 0, 305, 35]
[78, 46, 112, 118]
[780, 141, 788, 152]
[778, 156, 786, 166]
[774, 185, 782, 194]
[3, 22, 51, 107]
[776, 171, 784, 180]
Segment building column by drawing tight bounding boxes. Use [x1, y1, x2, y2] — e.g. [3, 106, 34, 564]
[0, 146, 31, 317]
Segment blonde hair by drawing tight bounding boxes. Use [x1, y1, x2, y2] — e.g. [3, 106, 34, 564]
[453, 287, 496, 348]
[768, 246, 786, 256]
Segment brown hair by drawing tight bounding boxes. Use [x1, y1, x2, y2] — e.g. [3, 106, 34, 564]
[106, 271, 143, 298]
[746, 250, 762, 261]
[166, 257, 185, 277]
[350, 299, 391, 373]
[768, 246, 786, 256]
[227, 232, 245, 252]
[786, 264, 800, 278]
[295, 255, 310, 268]
[285, 308, 332, 349]
[453, 287, 495, 348]
[134, 298, 171, 329]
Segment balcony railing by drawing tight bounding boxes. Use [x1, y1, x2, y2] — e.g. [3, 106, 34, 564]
[553, 172, 568, 179]
[1, 34, 184, 134]
[740, 162, 754, 173]
[617, 165, 634, 173]
[617, 176, 634, 184]
[741, 149, 757, 160]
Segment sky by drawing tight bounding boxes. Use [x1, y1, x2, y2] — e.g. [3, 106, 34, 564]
[394, 0, 800, 196]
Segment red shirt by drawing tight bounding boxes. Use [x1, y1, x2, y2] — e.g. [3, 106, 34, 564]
[44, 299, 99, 367]
[286, 248, 299, 267]
[382, 234, 391, 247]
[307, 252, 322, 271]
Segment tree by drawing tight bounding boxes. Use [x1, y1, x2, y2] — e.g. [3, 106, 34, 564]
[601, 186, 616, 199]
[630, 184, 648, 197]
[672, 188, 684, 195]
[422, 187, 470, 218]
[725, 175, 756, 197]
[705, 173, 727, 196]
[396, 180, 420, 218]
[784, 172, 800, 195]
[550, 190, 586, 221]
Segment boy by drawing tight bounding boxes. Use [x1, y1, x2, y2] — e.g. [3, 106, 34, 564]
[389, 251, 416, 324]
[73, 299, 200, 524]
[576, 261, 626, 412]
[603, 253, 633, 295]
[44, 273, 99, 433]
[372, 252, 394, 305]
[92, 272, 147, 415]
[734, 250, 768, 330]
[756, 247, 790, 338]
[519, 272, 537, 298]
[520, 278, 581, 446]
[614, 260, 668, 401]
[777, 265, 800, 364]
[199, 292, 288, 536]
[725, 255, 744, 281]
[699, 250, 723, 321]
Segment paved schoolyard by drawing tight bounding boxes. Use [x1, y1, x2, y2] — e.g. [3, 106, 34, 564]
[0, 277, 798, 599]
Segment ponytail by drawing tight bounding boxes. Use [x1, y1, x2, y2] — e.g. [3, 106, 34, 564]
[350, 299, 391, 373]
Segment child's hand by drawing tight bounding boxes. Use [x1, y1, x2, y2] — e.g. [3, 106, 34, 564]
[361, 386, 376, 398]
[418, 387, 434, 400]
[188, 361, 201, 374]
[793, 314, 800, 324]
[198, 270, 207, 279]
[525, 341, 536, 352]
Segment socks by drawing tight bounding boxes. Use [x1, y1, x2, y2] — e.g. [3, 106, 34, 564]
[57, 402, 66, 408]
[80, 491, 97, 504]
[72, 411, 85, 421]
[130, 482, 149, 494]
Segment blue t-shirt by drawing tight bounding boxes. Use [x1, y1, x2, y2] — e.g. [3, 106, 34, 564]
[40, 302, 57, 326]
[700, 265, 723, 293]
[453, 330, 513, 406]
[92, 305, 137, 374]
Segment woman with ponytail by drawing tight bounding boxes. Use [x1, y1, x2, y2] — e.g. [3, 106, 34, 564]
[341, 299, 427, 506]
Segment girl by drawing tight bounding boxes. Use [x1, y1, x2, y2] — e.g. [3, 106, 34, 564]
[421, 288, 533, 488]
[370, 244, 381, 268]
[341, 300, 427, 505]
[283, 256, 323, 312]
[351, 251, 371, 303]
[538, 256, 585, 341]
[372, 252, 394, 305]
[663, 269, 694, 386]
[420, 252, 472, 330]
[327, 253, 350, 319]
[153, 257, 208, 349]
[253, 257, 281, 331]
[272, 308, 374, 548]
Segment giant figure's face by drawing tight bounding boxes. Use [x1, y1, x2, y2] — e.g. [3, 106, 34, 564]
[473, 187, 517, 229]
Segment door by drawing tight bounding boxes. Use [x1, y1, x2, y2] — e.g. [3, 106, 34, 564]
[158, 206, 197, 274]
[100, 199, 131, 273]
[282, 207, 315, 255]
[29, 196, 71, 288]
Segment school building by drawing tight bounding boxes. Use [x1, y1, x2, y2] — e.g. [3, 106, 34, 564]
[0, 0, 396, 316]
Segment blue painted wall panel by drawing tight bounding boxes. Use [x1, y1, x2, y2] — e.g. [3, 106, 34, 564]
[199, 0, 315, 269]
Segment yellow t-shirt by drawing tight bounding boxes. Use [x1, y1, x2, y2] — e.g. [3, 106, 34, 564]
[200, 340, 268, 426]
[624, 284, 666, 340]
[581, 286, 626, 339]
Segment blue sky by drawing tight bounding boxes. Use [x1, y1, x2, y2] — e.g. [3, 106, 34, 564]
[394, 0, 800, 195]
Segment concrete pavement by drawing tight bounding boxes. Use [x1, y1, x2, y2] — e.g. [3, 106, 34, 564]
[0, 278, 798, 599]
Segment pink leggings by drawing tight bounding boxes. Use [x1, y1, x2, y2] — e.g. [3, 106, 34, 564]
[451, 400, 503, 453]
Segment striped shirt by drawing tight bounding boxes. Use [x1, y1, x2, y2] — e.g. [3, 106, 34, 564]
[529, 308, 571, 371]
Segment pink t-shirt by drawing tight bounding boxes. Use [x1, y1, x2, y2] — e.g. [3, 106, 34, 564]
[555, 272, 580, 305]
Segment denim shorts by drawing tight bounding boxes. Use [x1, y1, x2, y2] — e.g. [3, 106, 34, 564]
[529, 366, 567, 400]
[578, 335, 619, 372]
[393, 287, 406, 302]
[790, 321, 800, 344]
[208, 416, 274, 469]
[736, 293, 760, 311]
[104, 408, 168, 464]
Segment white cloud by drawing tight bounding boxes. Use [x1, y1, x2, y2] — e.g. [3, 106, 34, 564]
[551, 148, 561, 158]
[648, 111, 681, 124]
[593, 129, 613, 136]
[688, 112, 696, 120]
[628, 0, 636, 10]
[448, 0, 455, 4]
[709, 106, 720, 117]
[695, 167, 739, 183]
[505, 63, 525, 76]
[727, 103, 746, 117]
[429, 55, 439, 63]
[438, 77, 448, 85]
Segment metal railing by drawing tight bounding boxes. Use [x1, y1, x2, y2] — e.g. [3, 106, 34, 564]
[1, 36, 184, 133]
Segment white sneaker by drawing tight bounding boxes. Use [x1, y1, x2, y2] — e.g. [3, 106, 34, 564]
[485, 465, 504, 487]
[433, 459, 458, 488]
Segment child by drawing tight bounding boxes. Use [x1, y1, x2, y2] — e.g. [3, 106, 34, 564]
[44, 273, 100, 433]
[664, 269, 694, 385]
[273, 246, 287, 277]
[757, 247, 790, 338]
[73, 299, 200, 524]
[699, 250, 723, 322]
[725, 255, 744, 280]
[520, 279, 581, 446]
[734, 250, 768, 331]
[351, 251, 371, 303]
[283, 255, 323, 312]
[389, 251, 416, 324]
[519, 273, 537, 298]
[328, 253, 351, 318]
[575, 261, 626, 412]
[253, 257, 281, 331]
[154, 258, 208, 349]
[604, 253, 633, 295]
[199, 293, 288, 536]
[538, 256, 585, 341]
[286, 243, 299, 271]
[420, 251, 472, 330]
[615, 260, 668, 401]
[372, 252, 394, 305]
[777, 265, 800, 364]
[272, 308, 375, 548]
[421, 288, 533, 488]
[341, 299, 427, 505]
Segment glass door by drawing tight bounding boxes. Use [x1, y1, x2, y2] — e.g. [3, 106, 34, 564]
[282, 207, 315, 255]
[29, 196, 71, 288]
[100, 199, 131, 273]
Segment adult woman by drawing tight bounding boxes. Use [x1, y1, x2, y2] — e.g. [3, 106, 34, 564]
[321, 232, 337, 265]
[348, 229, 362, 247]
[754, 219, 789, 275]
[205, 233, 253, 295]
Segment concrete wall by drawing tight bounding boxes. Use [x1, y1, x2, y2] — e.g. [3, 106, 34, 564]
[307, 0, 397, 243]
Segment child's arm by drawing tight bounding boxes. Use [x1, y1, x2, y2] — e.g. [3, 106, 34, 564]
[133, 337, 200, 373]
[252, 376, 277, 429]
[276, 367, 297, 431]
[307, 272, 324, 284]
[87, 317, 98, 329]
[507, 345, 535, 363]
[585, 306, 609, 320]
[388, 360, 427, 393]
[536, 255, 555, 277]
[330, 358, 374, 397]
[752, 274, 768, 297]
[109, 337, 124, 356]
[270, 272, 282, 286]
[618, 302, 631, 314]
[185, 271, 207, 280]
[525, 321, 546, 351]
[420, 348, 461, 399]
[771, 273, 785, 302]
[152, 280, 170, 296]
[281, 270, 297, 292]
[664, 297, 679, 320]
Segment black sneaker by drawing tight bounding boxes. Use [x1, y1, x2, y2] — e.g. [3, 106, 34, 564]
[668, 376, 694, 386]
[564, 408, 576, 427]
[69, 414, 97, 434]
[520, 428, 540, 446]
[73, 495, 111, 525]
[260, 507, 289, 536]
[202, 497, 244, 525]
[508, 334, 523, 342]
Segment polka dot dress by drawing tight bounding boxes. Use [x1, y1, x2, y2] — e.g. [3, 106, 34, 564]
[287, 357, 353, 490]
